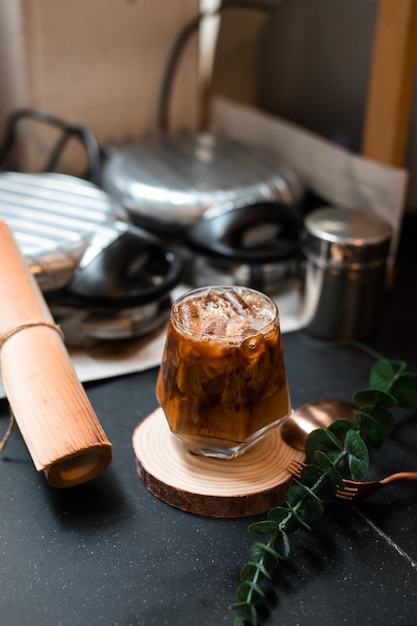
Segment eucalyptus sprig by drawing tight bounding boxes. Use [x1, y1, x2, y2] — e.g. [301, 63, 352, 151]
[231, 356, 417, 626]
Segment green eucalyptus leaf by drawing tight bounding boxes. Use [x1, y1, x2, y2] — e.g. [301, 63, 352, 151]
[356, 410, 385, 448]
[240, 562, 257, 581]
[390, 372, 417, 409]
[267, 506, 298, 532]
[286, 484, 324, 525]
[344, 429, 369, 480]
[236, 579, 265, 603]
[299, 463, 338, 500]
[285, 483, 307, 504]
[327, 418, 357, 445]
[369, 359, 395, 391]
[231, 603, 258, 626]
[314, 450, 345, 488]
[305, 428, 342, 463]
[364, 405, 396, 436]
[230, 607, 248, 626]
[302, 496, 324, 524]
[285, 502, 311, 532]
[236, 581, 250, 602]
[253, 542, 280, 570]
[247, 543, 264, 564]
[267, 506, 290, 525]
[230, 601, 248, 610]
[241, 561, 271, 582]
[353, 388, 397, 408]
[248, 520, 278, 535]
[246, 543, 279, 574]
[273, 530, 290, 559]
[298, 463, 323, 485]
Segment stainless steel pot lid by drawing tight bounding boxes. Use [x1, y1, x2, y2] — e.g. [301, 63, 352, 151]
[101, 133, 304, 231]
[0, 171, 122, 292]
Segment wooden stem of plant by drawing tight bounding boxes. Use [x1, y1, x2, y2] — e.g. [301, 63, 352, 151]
[0, 221, 112, 488]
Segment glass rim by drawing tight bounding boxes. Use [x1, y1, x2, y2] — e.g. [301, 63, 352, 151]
[170, 285, 279, 339]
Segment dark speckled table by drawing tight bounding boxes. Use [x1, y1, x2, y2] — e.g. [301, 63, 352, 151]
[1, 217, 417, 626]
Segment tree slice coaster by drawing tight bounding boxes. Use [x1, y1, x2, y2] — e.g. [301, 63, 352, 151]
[132, 407, 305, 518]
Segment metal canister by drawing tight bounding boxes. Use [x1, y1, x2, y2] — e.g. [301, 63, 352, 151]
[300, 206, 391, 339]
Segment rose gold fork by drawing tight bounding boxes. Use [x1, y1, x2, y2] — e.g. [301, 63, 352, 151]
[287, 458, 417, 503]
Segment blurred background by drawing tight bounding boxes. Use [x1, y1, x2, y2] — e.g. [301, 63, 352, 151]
[0, 0, 416, 210]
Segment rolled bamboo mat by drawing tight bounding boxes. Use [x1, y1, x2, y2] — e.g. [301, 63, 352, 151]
[0, 221, 112, 487]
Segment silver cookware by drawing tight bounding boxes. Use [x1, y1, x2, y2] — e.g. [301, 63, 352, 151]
[0, 171, 182, 346]
[101, 132, 304, 234]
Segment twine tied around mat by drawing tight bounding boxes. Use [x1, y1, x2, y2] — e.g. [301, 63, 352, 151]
[0, 320, 64, 451]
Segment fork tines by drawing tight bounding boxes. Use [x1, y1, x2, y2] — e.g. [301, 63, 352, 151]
[335, 489, 357, 500]
[287, 458, 304, 479]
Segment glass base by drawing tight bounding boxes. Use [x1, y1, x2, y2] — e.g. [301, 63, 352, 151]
[171, 415, 289, 460]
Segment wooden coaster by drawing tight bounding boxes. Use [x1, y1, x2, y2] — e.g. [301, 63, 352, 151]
[132, 407, 305, 518]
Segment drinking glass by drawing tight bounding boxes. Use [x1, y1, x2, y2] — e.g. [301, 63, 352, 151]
[156, 286, 291, 459]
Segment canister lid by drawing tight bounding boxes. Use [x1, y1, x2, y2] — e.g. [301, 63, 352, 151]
[303, 207, 391, 267]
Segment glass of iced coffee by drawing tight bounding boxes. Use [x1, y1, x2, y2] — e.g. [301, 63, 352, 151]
[156, 286, 291, 459]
